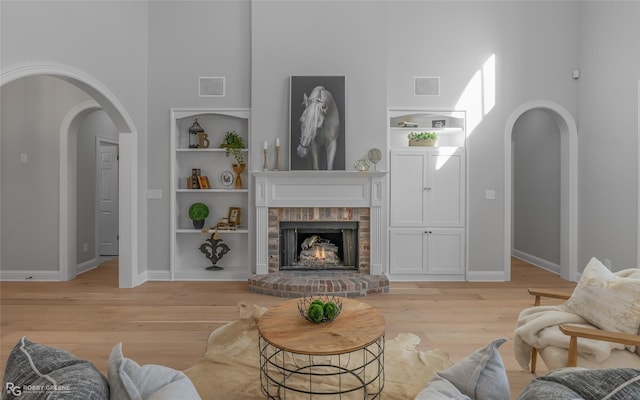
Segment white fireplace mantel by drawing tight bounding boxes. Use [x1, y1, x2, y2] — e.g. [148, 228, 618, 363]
[252, 171, 387, 275]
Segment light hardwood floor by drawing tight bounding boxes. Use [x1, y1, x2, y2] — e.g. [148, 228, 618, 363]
[1, 258, 576, 399]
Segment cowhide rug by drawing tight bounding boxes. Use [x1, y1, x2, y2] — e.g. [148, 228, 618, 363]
[184, 302, 451, 400]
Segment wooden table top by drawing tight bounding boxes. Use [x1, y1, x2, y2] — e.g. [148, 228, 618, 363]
[258, 297, 385, 355]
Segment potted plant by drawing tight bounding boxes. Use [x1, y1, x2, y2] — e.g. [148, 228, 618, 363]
[220, 130, 246, 189]
[189, 202, 210, 229]
[221, 130, 245, 165]
[408, 131, 438, 147]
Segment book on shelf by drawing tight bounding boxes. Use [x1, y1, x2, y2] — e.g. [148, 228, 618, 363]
[398, 121, 419, 128]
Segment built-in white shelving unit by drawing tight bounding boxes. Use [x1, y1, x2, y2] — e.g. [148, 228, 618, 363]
[170, 108, 251, 280]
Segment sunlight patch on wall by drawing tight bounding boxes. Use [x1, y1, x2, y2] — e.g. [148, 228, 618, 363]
[457, 70, 483, 134]
[483, 54, 496, 115]
[456, 54, 496, 135]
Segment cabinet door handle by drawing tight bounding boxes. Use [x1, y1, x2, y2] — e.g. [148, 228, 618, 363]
[424, 187, 432, 191]
[424, 231, 432, 234]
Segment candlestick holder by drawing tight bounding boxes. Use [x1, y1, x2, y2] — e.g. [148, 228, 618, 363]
[262, 148, 269, 170]
[274, 145, 281, 171]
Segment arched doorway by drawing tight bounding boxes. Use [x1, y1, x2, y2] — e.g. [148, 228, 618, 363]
[1, 64, 138, 288]
[504, 101, 578, 282]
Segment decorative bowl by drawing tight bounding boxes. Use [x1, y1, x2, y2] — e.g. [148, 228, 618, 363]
[297, 295, 343, 323]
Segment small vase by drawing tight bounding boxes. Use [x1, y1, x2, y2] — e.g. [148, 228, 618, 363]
[232, 163, 246, 189]
[354, 159, 370, 171]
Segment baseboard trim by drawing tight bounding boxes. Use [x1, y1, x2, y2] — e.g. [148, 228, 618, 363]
[76, 258, 99, 275]
[144, 270, 171, 281]
[512, 250, 560, 275]
[466, 270, 508, 282]
[0, 270, 60, 281]
[389, 271, 508, 282]
[389, 274, 465, 282]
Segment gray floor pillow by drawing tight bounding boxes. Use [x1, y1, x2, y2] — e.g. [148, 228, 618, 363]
[415, 338, 510, 400]
[2, 337, 109, 400]
[518, 368, 640, 400]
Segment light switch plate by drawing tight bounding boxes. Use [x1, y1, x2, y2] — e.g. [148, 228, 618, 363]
[485, 189, 496, 200]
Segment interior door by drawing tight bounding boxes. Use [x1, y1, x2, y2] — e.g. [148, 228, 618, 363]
[98, 142, 119, 256]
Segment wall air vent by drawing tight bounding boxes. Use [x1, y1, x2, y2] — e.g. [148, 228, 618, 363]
[199, 77, 225, 97]
[414, 76, 440, 96]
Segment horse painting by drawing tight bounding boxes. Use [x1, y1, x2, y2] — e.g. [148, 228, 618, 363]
[296, 85, 340, 170]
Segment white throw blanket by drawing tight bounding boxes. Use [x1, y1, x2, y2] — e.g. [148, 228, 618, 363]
[513, 304, 627, 371]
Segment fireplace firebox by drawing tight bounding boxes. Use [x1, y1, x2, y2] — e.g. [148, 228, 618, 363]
[279, 221, 358, 271]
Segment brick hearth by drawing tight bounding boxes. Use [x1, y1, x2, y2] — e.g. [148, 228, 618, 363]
[247, 271, 389, 298]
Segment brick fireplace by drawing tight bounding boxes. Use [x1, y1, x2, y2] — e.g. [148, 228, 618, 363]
[279, 220, 359, 271]
[269, 207, 369, 273]
[249, 171, 389, 297]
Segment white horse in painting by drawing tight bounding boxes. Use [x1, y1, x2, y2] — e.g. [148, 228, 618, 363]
[296, 86, 340, 170]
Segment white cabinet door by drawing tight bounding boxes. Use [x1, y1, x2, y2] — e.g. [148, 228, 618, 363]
[426, 229, 465, 274]
[427, 151, 465, 227]
[389, 228, 465, 276]
[390, 149, 464, 227]
[389, 229, 426, 274]
[390, 151, 427, 226]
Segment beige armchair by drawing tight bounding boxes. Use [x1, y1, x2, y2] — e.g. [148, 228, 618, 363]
[514, 257, 640, 373]
[525, 288, 640, 372]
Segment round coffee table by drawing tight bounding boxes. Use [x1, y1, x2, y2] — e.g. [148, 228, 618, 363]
[258, 297, 385, 399]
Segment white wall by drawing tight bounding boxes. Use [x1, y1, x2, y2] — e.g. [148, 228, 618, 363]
[1, 76, 90, 271]
[145, 0, 251, 272]
[577, 1, 640, 271]
[1, 1, 149, 277]
[251, 1, 389, 170]
[388, 1, 579, 274]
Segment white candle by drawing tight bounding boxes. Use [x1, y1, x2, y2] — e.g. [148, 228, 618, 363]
[264, 141, 267, 149]
[276, 138, 280, 147]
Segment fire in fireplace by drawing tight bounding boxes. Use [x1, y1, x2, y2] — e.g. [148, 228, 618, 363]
[279, 221, 358, 270]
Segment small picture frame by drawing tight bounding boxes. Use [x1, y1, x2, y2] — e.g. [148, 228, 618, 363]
[432, 120, 446, 128]
[221, 171, 234, 187]
[228, 207, 241, 226]
[197, 175, 210, 189]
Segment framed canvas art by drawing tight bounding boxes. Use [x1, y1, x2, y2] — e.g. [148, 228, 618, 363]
[289, 76, 346, 170]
